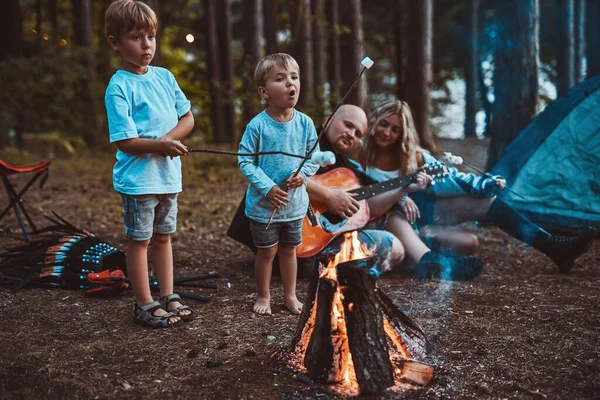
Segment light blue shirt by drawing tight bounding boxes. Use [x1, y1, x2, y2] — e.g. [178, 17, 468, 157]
[105, 66, 191, 195]
[238, 110, 319, 223]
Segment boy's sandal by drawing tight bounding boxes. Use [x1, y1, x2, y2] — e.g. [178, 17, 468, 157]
[160, 293, 194, 322]
[133, 301, 183, 328]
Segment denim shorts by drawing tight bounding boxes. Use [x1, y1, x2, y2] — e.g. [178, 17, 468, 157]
[120, 193, 178, 241]
[249, 218, 303, 248]
[407, 192, 436, 227]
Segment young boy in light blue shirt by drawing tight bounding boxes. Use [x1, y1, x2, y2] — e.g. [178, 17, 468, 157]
[238, 53, 319, 316]
[104, 0, 194, 328]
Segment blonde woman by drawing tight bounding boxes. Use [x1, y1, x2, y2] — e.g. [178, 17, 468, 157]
[360, 100, 596, 273]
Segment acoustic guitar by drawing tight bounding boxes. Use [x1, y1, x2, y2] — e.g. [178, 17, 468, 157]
[297, 163, 447, 258]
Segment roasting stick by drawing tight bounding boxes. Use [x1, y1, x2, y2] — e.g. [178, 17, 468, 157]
[265, 57, 376, 229]
[443, 152, 527, 200]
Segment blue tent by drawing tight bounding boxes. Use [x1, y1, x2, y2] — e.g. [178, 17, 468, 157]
[491, 74, 600, 233]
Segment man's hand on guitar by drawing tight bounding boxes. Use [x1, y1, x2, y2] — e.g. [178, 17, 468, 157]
[266, 186, 289, 208]
[406, 171, 432, 193]
[286, 173, 304, 189]
[326, 188, 360, 218]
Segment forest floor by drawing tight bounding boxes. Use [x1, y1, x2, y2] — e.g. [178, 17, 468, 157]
[1, 138, 599, 400]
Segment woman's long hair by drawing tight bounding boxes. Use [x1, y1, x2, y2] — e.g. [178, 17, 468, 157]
[362, 100, 423, 175]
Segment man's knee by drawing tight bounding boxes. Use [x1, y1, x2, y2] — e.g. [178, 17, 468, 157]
[390, 236, 405, 265]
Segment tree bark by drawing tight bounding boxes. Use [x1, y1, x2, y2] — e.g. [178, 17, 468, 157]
[205, 0, 226, 144]
[574, 0, 585, 83]
[464, 0, 479, 138]
[263, 0, 278, 54]
[586, 0, 600, 77]
[339, 0, 367, 109]
[405, 0, 435, 152]
[486, 0, 539, 170]
[557, 0, 575, 97]
[327, 0, 342, 103]
[72, 0, 99, 146]
[242, 0, 264, 125]
[395, 0, 406, 101]
[217, 0, 237, 144]
[312, 0, 326, 120]
[292, 0, 314, 108]
[0, 0, 24, 61]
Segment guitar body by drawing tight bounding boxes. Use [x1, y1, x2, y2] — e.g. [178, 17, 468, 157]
[297, 168, 370, 258]
[296, 162, 447, 258]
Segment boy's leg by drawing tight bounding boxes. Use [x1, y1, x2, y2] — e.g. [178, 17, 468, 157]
[278, 219, 304, 314]
[127, 238, 153, 306]
[122, 193, 179, 324]
[278, 245, 302, 314]
[152, 233, 190, 318]
[254, 245, 278, 315]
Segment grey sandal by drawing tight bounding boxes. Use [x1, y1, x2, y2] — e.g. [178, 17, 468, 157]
[160, 294, 194, 322]
[133, 301, 183, 328]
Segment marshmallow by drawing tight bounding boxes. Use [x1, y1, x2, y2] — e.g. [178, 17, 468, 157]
[361, 57, 374, 69]
[310, 151, 336, 167]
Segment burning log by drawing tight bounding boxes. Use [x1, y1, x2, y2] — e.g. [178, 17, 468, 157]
[292, 231, 436, 394]
[337, 259, 394, 393]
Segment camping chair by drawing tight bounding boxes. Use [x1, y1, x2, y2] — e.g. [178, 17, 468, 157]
[0, 159, 51, 241]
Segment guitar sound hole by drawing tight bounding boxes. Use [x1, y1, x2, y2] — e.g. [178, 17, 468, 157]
[321, 211, 344, 225]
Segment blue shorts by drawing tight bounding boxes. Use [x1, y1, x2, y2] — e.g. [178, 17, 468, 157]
[249, 218, 303, 248]
[120, 193, 178, 241]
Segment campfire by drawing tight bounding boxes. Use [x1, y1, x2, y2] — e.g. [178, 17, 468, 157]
[291, 231, 435, 395]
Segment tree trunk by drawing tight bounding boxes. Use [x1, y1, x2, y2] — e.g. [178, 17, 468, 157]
[142, 0, 163, 66]
[292, 0, 314, 109]
[486, 0, 539, 170]
[557, 0, 575, 97]
[242, 0, 264, 125]
[327, 0, 342, 103]
[217, 0, 237, 144]
[35, 0, 42, 52]
[48, 0, 60, 49]
[574, 0, 585, 83]
[464, 0, 479, 138]
[339, 0, 367, 109]
[263, 0, 278, 54]
[586, 0, 600, 77]
[72, 0, 99, 146]
[0, 0, 24, 148]
[205, 0, 226, 144]
[312, 0, 326, 120]
[405, 0, 435, 151]
[395, 0, 406, 101]
[0, 0, 23, 60]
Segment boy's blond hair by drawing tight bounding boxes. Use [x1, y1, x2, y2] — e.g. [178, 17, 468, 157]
[105, 0, 157, 39]
[254, 53, 300, 88]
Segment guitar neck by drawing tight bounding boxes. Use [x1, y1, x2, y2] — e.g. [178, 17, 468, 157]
[348, 173, 415, 201]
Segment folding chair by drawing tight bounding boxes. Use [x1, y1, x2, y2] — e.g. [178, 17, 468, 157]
[0, 159, 51, 241]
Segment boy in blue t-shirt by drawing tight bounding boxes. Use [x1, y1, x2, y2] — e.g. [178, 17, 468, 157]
[238, 53, 319, 316]
[104, 0, 194, 328]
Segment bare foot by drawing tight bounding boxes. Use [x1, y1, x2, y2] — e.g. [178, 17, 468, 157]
[284, 297, 303, 315]
[253, 297, 272, 315]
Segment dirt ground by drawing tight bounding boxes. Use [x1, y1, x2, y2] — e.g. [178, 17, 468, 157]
[1, 138, 599, 399]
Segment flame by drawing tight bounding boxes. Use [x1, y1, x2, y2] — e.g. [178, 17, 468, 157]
[320, 231, 372, 280]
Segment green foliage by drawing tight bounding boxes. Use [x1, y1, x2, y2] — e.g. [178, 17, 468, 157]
[0, 51, 92, 144]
